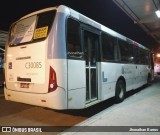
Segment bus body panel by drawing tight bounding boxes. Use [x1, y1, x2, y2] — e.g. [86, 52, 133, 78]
[5, 40, 48, 93]
[133, 65, 149, 89]
[101, 63, 135, 100]
[101, 62, 121, 100]
[68, 88, 86, 109]
[101, 63, 149, 101]
[48, 59, 67, 90]
[5, 86, 67, 110]
[47, 12, 68, 59]
[67, 60, 86, 90]
[67, 60, 86, 109]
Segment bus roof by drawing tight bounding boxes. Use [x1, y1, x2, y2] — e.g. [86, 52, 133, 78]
[18, 5, 149, 51]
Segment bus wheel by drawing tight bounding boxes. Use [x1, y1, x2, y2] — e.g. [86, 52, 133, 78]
[115, 79, 125, 103]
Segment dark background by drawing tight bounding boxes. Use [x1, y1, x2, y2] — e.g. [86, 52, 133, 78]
[0, 0, 157, 50]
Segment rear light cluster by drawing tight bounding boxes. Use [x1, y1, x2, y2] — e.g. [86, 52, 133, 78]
[48, 66, 57, 93]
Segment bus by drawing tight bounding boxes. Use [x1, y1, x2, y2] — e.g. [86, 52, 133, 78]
[154, 53, 160, 75]
[4, 5, 154, 110]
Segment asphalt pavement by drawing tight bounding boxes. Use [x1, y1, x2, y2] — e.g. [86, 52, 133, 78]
[0, 86, 4, 97]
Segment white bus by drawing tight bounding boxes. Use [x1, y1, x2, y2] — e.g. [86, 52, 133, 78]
[154, 53, 160, 75]
[4, 5, 154, 110]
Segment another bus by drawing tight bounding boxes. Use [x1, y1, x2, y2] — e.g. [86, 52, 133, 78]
[154, 53, 160, 75]
[4, 5, 154, 109]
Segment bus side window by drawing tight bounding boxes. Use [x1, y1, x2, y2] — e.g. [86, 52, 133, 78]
[145, 52, 150, 65]
[67, 18, 82, 59]
[134, 46, 140, 64]
[128, 43, 134, 63]
[101, 33, 117, 62]
[139, 49, 147, 65]
[118, 39, 133, 63]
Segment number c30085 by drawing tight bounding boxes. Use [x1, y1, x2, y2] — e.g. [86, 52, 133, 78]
[25, 62, 42, 69]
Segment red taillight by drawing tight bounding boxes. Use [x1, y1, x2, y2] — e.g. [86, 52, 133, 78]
[48, 66, 57, 93]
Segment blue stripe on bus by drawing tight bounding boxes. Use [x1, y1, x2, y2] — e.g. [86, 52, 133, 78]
[102, 71, 107, 82]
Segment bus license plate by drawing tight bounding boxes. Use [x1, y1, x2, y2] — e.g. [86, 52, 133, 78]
[20, 83, 29, 88]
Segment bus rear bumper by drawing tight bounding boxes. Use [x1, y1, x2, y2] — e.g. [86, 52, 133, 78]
[4, 87, 67, 110]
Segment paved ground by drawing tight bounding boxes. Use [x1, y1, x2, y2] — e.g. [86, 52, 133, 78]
[0, 77, 160, 135]
[61, 76, 160, 135]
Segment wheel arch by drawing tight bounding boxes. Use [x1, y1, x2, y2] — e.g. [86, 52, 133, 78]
[116, 76, 126, 91]
[114, 76, 126, 103]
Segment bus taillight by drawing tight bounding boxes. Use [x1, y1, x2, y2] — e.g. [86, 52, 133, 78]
[48, 66, 57, 93]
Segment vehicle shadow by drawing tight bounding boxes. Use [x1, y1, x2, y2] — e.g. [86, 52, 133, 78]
[52, 84, 151, 118]
[45, 76, 160, 125]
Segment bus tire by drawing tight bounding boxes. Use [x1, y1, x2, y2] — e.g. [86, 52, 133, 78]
[115, 79, 125, 103]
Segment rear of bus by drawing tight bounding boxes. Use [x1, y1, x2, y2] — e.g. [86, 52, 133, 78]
[4, 6, 69, 109]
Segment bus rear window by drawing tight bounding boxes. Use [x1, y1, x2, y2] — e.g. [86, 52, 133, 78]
[9, 10, 56, 46]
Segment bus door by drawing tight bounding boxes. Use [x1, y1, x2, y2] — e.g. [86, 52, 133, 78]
[82, 30, 99, 103]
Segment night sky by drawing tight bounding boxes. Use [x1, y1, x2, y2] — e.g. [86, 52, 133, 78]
[0, 0, 157, 49]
